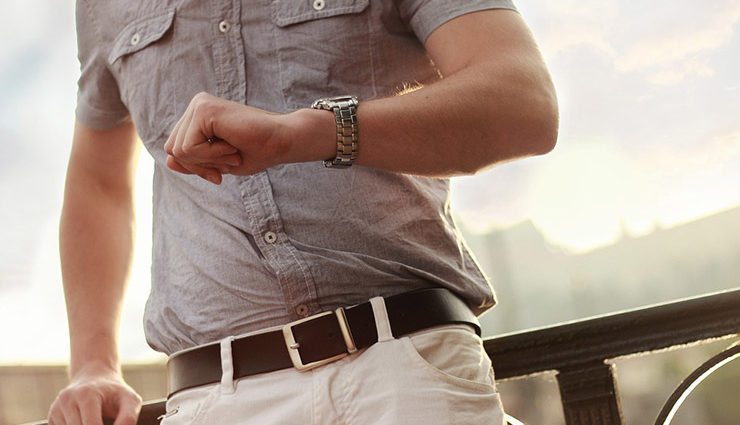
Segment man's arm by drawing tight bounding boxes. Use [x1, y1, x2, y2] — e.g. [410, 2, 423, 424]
[49, 120, 142, 425]
[164, 9, 557, 179]
[353, 8, 558, 175]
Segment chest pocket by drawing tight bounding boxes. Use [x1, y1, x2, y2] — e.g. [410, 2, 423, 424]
[272, 0, 376, 109]
[108, 9, 175, 146]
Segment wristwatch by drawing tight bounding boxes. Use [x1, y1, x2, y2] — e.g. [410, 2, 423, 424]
[311, 95, 359, 168]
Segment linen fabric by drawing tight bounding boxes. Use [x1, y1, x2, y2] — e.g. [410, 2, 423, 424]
[74, 0, 517, 354]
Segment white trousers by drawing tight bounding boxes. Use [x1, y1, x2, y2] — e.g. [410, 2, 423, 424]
[161, 297, 505, 425]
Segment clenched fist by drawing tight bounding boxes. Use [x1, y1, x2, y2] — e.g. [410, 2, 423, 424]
[164, 92, 335, 184]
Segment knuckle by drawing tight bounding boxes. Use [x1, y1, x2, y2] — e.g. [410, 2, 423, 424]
[192, 92, 212, 110]
[48, 399, 61, 414]
[126, 390, 143, 404]
[120, 414, 139, 425]
[57, 389, 74, 403]
[193, 91, 210, 102]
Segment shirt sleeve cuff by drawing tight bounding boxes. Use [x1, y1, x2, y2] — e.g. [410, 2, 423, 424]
[410, 0, 518, 44]
[75, 98, 132, 130]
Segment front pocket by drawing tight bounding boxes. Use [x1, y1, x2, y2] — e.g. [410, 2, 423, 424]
[108, 8, 176, 144]
[160, 384, 220, 425]
[108, 9, 175, 65]
[400, 326, 497, 393]
[271, 0, 376, 109]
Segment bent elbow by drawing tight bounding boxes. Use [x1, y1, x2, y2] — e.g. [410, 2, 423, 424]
[530, 88, 559, 156]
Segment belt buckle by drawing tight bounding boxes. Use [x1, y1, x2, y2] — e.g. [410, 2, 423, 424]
[282, 307, 358, 371]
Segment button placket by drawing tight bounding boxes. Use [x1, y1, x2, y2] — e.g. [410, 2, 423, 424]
[239, 174, 320, 321]
[210, 0, 246, 102]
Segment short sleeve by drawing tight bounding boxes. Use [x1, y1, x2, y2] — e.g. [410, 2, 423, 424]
[75, 0, 130, 129]
[397, 0, 518, 44]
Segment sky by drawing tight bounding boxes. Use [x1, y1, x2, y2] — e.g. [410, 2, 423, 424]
[0, 0, 738, 362]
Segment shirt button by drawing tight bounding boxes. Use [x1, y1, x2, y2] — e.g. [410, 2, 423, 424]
[263, 231, 277, 244]
[312, 0, 326, 11]
[218, 20, 231, 33]
[130, 33, 141, 45]
[296, 304, 310, 317]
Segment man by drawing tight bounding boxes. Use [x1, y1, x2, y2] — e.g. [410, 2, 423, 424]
[49, 0, 557, 424]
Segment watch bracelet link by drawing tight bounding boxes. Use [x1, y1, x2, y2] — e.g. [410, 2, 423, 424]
[311, 96, 359, 168]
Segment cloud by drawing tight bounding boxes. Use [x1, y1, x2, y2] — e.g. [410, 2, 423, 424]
[0, 1, 74, 72]
[615, 3, 740, 70]
[639, 129, 740, 171]
[518, 0, 618, 61]
[521, 0, 740, 85]
[614, 2, 740, 84]
[644, 59, 715, 85]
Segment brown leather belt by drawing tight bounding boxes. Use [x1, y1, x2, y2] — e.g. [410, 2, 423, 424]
[167, 288, 479, 397]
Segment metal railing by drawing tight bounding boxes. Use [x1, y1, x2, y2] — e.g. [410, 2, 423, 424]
[487, 288, 740, 424]
[27, 288, 740, 425]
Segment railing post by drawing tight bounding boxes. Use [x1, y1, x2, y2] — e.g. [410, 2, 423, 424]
[556, 362, 624, 425]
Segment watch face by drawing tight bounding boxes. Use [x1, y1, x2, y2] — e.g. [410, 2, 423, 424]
[312, 96, 358, 110]
[326, 95, 358, 105]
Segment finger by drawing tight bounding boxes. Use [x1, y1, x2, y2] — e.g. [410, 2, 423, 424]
[170, 108, 194, 158]
[207, 138, 239, 155]
[112, 395, 142, 425]
[176, 114, 214, 160]
[60, 402, 83, 425]
[197, 152, 242, 167]
[219, 152, 242, 166]
[200, 163, 232, 174]
[167, 155, 222, 185]
[79, 396, 104, 425]
[164, 112, 188, 155]
[176, 140, 239, 161]
[169, 157, 217, 180]
[48, 407, 68, 425]
[163, 120, 178, 155]
[166, 156, 195, 174]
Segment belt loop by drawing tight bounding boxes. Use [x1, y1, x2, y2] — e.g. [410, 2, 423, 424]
[219, 336, 236, 394]
[370, 296, 394, 342]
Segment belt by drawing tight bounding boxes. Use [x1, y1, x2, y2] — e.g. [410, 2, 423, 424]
[167, 288, 479, 397]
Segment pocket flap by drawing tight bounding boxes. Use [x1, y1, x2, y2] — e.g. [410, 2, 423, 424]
[272, 0, 369, 27]
[108, 9, 175, 65]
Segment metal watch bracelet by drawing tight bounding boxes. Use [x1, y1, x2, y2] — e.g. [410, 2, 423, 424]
[310, 95, 359, 168]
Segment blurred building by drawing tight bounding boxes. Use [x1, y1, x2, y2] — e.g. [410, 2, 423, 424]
[466, 206, 740, 336]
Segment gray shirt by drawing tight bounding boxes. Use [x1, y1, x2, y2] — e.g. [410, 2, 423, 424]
[75, 0, 517, 355]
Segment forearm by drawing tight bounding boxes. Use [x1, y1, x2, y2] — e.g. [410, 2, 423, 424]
[60, 181, 135, 376]
[60, 122, 138, 377]
[286, 56, 558, 177]
[361, 59, 557, 175]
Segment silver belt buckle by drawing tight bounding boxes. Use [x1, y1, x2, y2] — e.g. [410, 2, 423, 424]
[282, 307, 358, 371]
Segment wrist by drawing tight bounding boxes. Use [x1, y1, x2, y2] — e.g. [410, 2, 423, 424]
[282, 108, 336, 165]
[70, 359, 121, 381]
[69, 336, 120, 378]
